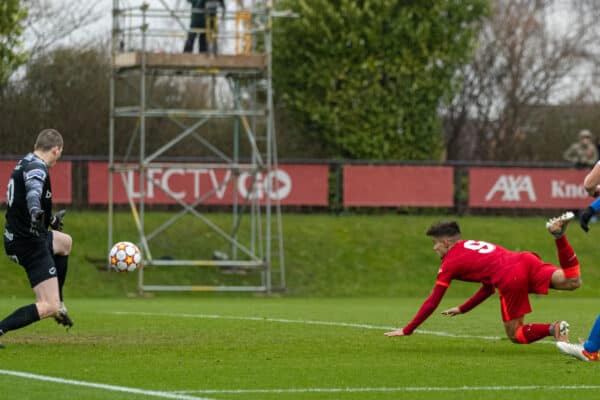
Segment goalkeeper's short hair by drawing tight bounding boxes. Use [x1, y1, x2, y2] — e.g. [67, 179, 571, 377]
[35, 128, 63, 151]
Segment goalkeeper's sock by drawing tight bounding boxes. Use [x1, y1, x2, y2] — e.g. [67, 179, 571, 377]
[554, 236, 580, 278]
[584, 314, 600, 353]
[54, 255, 68, 302]
[0, 304, 40, 334]
[515, 323, 551, 344]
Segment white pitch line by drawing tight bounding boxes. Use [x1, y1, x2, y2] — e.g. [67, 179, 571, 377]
[110, 311, 507, 342]
[0, 369, 214, 400]
[173, 385, 600, 395]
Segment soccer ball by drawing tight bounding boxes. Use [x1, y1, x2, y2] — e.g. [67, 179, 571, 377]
[109, 241, 142, 272]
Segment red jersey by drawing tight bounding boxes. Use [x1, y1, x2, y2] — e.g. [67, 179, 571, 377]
[436, 239, 522, 288]
[401, 239, 554, 335]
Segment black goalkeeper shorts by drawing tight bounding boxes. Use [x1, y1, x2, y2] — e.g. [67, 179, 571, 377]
[4, 231, 56, 288]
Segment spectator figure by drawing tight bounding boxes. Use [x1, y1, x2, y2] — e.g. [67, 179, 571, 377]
[563, 129, 598, 169]
[184, 0, 225, 54]
[235, 0, 252, 55]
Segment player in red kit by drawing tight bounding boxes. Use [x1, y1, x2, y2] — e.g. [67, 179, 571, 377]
[385, 212, 580, 344]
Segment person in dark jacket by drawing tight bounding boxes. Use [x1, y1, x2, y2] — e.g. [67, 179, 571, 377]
[184, 0, 225, 54]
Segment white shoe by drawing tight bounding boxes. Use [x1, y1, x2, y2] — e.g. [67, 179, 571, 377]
[546, 212, 575, 239]
[556, 341, 599, 361]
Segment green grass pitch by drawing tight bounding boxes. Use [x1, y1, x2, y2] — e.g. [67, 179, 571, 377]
[1, 296, 599, 400]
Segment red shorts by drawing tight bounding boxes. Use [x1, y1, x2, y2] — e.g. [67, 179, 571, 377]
[496, 252, 557, 322]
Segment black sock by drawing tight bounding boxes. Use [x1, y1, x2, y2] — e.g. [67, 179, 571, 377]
[54, 255, 68, 302]
[0, 304, 40, 335]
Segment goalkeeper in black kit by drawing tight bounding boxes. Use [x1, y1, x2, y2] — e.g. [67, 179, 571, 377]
[0, 129, 73, 348]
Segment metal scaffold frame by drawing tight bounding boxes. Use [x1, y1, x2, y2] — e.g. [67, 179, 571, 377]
[108, 0, 285, 294]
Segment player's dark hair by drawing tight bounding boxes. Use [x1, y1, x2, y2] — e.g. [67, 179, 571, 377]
[34, 129, 63, 151]
[426, 221, 461, 238]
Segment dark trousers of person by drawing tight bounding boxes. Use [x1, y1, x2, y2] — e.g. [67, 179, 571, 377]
[183, 12, 217, 53]
[184, 30, 207, 53]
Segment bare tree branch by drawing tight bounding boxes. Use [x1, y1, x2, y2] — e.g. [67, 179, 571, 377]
[23, 0, 105, 60]
[443, 0, 600, 161]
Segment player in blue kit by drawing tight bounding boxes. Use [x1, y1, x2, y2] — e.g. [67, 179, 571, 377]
[557, 161, 600, 361]
[578, 159, 600, 232]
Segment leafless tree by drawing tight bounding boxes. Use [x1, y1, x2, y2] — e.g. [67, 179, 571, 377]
[23, 0, 105, 59]
[443, 0, 600, 162]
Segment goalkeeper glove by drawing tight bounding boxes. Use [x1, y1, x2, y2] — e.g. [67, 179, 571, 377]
[50, 209, 66, 231]
[580, 207, 596, 232]
[29, 208, 45, 237]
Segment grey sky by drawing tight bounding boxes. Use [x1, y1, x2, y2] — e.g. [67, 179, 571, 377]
[50, 0, 243, 52]
[41, 0, 600, 103]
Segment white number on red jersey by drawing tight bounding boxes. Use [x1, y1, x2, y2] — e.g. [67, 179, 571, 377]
[463, 240, 496, 254]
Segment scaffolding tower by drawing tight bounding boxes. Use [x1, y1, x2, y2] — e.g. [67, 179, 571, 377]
[108, 0, 285, 293]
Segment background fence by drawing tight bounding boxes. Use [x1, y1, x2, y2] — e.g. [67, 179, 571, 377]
[0, 156, 591, 213]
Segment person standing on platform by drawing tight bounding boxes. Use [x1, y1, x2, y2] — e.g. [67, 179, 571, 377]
[184, 0, 225, 54]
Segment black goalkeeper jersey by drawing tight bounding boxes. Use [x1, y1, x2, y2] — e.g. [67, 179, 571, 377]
[5, 153, 53, 239]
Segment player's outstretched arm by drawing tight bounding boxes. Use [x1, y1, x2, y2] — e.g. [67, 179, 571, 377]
[385, 284, 448, 338]
[455, 284, 495, 314]
[384, 329, 406, 336]
[441, 307, 462, 317]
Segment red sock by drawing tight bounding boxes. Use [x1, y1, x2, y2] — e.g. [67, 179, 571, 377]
[555, 236, 579, 270]
[515, 323, 551, 344]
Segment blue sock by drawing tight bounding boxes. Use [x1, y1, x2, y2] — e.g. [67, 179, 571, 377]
[584, 314, 600, 353]
[590, 197, 600, 212]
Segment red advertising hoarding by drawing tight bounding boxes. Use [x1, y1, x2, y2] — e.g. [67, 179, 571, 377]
[469, 168, 591, 208]
[88, 162, 329, 206]
[343, 165, 454, 207]
[0, 160, 72, 204]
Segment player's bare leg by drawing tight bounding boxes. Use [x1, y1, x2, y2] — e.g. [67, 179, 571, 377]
[546, 212, 582, 289]
[504, 317, 524, 343]
[551, 269, 581, 290]
[33, 278, 61, 319]
[0, 278, 61, 348]
[53, 231, 72, 256]
[504, 317, 569, 344]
